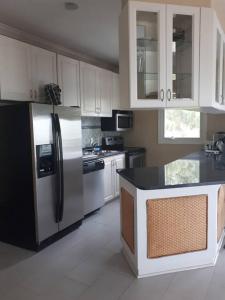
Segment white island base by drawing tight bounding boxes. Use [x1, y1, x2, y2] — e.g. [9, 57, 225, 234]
[119, 177, 225, 278]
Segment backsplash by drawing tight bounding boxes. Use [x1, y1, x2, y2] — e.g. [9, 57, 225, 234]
[81, 117, 120, 148]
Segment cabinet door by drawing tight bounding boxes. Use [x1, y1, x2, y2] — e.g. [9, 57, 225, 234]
[31, 46, 57, 102]
[166, 5, 200, 107]
[99, 69, 112, 117]
[215, 23, 224, 106]
[57, 55, 80, 107]
[112, 73, 120, 110]
[222, 40, 225, 105]
[0, 36, 32, 101]
[115, 155, 125, 197]
[129, 2, 166, 108]
[103, 158, 114, 203]
[80, 62, 97, 116]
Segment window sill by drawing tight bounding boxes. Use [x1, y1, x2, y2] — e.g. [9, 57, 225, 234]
[158, 137, 205, 145]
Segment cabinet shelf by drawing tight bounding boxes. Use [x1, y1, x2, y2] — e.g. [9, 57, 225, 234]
[138, 72, 158, 80]
[173, 73, 192, 81]
[174, 40, 192, 52]
[137, 38, 158, 52]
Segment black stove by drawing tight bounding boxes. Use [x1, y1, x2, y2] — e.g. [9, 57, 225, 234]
[102, 136, 146, 168]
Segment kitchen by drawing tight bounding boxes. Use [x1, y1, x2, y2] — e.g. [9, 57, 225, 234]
[1, 0, 225, 300]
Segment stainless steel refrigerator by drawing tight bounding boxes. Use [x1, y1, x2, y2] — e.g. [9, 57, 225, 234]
[0, 102, 83, 250]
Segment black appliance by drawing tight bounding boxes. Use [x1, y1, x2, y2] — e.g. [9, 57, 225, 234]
[83, 157, 105, 174]
[101, 110, 133, 132]
[102, 136, 146, 168]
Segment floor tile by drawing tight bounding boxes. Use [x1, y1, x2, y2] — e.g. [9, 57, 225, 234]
[77, 269, 134, 300]
[119, 273, 175, 300]
[1, 198, 225, 300]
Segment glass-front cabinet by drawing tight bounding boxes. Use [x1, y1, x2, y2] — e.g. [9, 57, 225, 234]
[123, 2, 200, 109]
[214, 23, 225, 107]
[129, 2, 166, 108]
[166, 5, 200, 108]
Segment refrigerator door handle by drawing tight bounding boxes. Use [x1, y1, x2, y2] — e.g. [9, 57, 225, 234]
[55, 113, 64, 222]
[51, 113, 61, 223]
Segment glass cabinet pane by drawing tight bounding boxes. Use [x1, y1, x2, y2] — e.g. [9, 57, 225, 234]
[222, 42, 225, 105]
[216, 30, 222, 103]
[136, 11, 159, 100]
[172, 14, 192, 100]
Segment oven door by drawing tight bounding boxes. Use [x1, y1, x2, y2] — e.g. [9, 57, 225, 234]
[116, 114, 133, 131]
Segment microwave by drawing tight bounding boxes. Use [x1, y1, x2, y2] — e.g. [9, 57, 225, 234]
[101, 110, 133, 132]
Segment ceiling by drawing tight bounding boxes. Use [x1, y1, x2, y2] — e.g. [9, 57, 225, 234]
[0, 0, 121, 65]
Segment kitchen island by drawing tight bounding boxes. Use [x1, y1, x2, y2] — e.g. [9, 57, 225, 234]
[117, 152, 225, 278]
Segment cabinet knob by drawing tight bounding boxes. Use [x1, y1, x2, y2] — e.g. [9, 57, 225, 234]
[160, 89, 164, 101]
[30, 89, 33, 100]
[167, 89, 172, 101]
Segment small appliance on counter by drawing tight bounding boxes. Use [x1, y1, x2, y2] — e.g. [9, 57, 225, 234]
[101, 110, 133, 132]
[102, 136, 146, 168]
[205, 132, 225, 154]
[83, 155, 105, 216]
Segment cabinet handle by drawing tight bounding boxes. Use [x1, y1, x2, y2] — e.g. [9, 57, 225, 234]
[160, 89, 164, 101]
[30, 89, 33, 100]
[220, 95, 224, 105]
[167, 89, 172, 101]
[34, 90, 37, 100]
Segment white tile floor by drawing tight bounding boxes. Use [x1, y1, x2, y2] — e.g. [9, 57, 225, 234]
[0, 199, 225, 299]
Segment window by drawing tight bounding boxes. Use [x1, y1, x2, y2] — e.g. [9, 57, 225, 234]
[158, 110, 207, 144]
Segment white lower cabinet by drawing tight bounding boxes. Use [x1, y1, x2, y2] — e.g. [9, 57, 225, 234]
[103, 154, 125, 203]
[103, 158, 115, 202]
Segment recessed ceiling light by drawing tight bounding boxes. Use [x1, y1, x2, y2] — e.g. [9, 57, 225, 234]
[64, 2, 79, 10]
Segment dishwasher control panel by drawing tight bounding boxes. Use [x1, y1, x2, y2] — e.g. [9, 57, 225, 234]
[83, 158, 105, 174]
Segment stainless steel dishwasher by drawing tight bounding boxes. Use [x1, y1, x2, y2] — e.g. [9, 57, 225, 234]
[83, 156, 105, 216]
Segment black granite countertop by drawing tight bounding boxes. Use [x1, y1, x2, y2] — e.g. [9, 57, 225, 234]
[117, 151, 225, 190]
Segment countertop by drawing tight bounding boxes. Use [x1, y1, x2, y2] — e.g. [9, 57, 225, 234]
[83, 151, 125, 162]
[117, 151, 225, 190]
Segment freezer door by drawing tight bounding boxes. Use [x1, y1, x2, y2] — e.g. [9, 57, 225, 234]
[30, 103, 59, 243]
[54, 106, 84, 230]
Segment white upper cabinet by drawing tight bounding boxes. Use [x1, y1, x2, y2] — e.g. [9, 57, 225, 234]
[80, 61, 97, 116]
[121, 2, 166, 109]
[119, 1, 200, 109]
[0, 36, 57, 103]
[0, 36, 32, 101]
[98, 68, 112, 116]
[31, 46, 57, 103]
[200, 8, 225, 112]
[80, 61, 112, 117]
[112, 72, 120, 110]
[57, 55, 80, 107]
[166, 5, 200, 108]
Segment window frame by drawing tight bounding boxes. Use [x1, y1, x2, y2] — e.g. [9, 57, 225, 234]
[158, 109, 207, 144]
